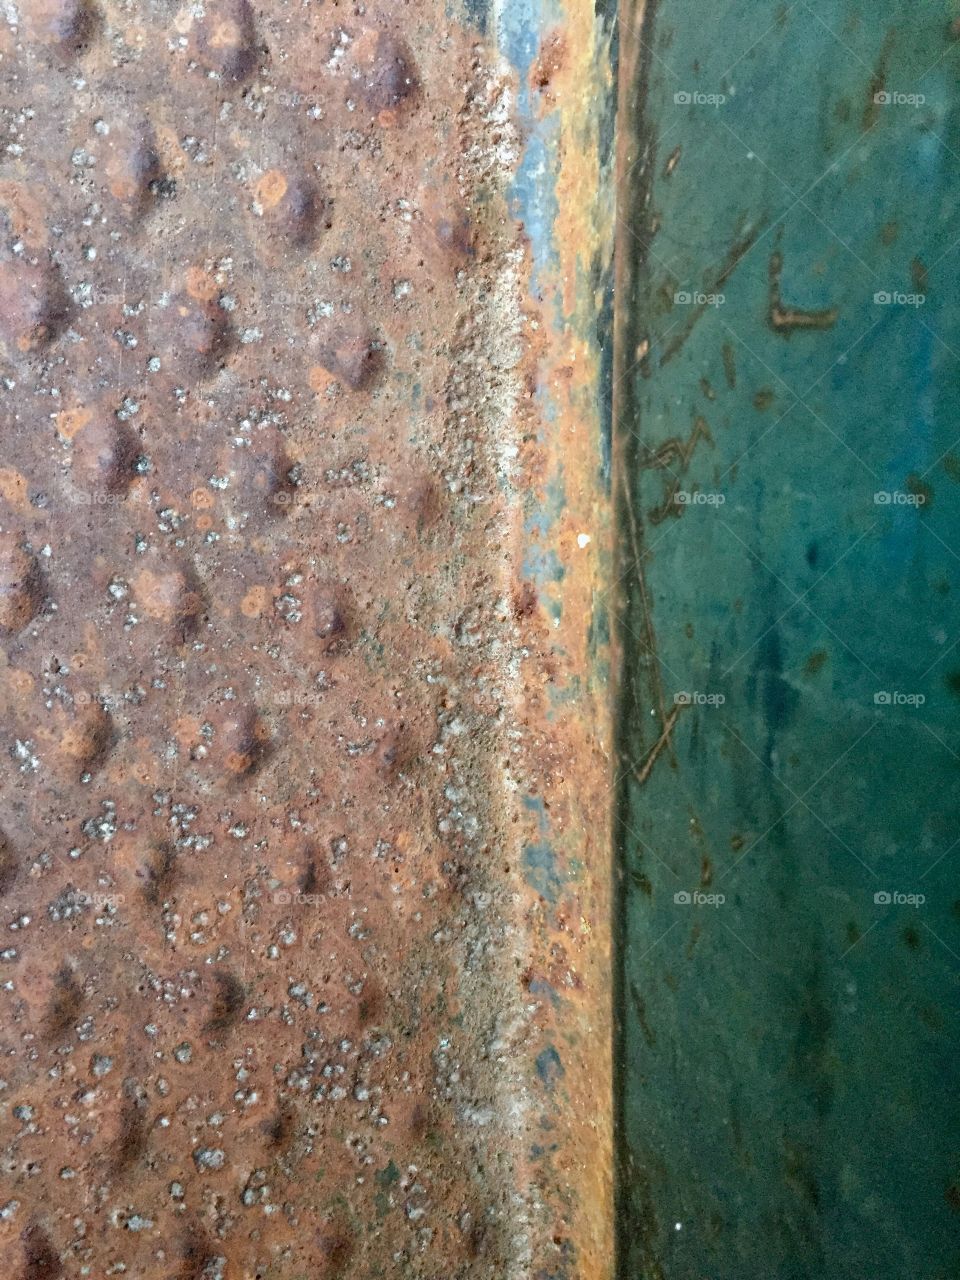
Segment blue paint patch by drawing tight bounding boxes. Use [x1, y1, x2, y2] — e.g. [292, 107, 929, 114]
[510, 122, 562, 298]
[536, 1044, 565, 1090]
[522, 546, 565, 584]
[523, 840, 563, 903]
[523, 793, 549, 832]
[528, 978, 561, 1008]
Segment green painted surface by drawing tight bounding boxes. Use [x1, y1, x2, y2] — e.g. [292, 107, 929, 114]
[615, 4, 960, 1276]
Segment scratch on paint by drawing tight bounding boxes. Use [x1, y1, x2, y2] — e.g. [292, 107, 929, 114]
[620, 468, 675, 767]
[659, 228, 761, 366]
[633, 700, 688, 786]
[769, 250, 838, 333]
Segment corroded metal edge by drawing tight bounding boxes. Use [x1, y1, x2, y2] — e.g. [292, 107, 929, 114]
[486, 0, 619, 1274]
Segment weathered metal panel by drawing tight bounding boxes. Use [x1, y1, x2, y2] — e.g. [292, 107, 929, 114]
[615, 2, 960, 1277]
[0, 2, 614, 1277]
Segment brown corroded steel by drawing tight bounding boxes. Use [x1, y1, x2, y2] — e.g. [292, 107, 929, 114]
[0, 2, 614, 1278]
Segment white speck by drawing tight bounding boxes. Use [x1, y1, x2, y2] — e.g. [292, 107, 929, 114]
[577, 533, 591, 549]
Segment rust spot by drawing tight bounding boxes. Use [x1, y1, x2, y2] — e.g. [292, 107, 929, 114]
[165, 292, 231, 377]
[102, 120, 162, 215]
[71, 416, 139, 495]
[0, 829, 16, 897]
[111, 1090, 150, 1174]
[192, 0, 259, 82]
[0, 257, 68, 353]
[531, 30, 567, 94]
[204, 969, 246, 1034]
[19, 1221, 62, 1280]
[43, 962, 83, 1041]
[0, 534, 43, 635]
[131, 563, 205, 640]
[140, 842, 178, 907]
[313, 324, 385, 390]
[24, 0, 97, 53]
[356, 30, 419, 113]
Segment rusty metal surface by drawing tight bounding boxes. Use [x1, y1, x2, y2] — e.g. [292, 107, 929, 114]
[0, 2, 614, 1277]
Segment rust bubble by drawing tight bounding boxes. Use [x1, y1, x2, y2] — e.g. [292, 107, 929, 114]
[222, 426, 298, 519]
[309, 586, 351, 651]
[132, 563, 205, 639]
[313, 324, 385, 391]
[102, 120, 162, 215]
[208, 704, 270, 776]
[0, 533, 42, 635]
[164, 292, 230, 378]
[264, 174, 329, 247]
[24, 0, 98, 52]
[56, 698, 114, 777]
[0, 828, 16, 896]
[192, 0, 259, 82]
[358, 30, 419, 112]
[0, 257, 68, 353]
[71, 416, 139, 494]
[19, 1220, 62, 1280]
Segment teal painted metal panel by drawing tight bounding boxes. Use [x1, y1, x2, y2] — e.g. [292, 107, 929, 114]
[615, 3, 960, 1276]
